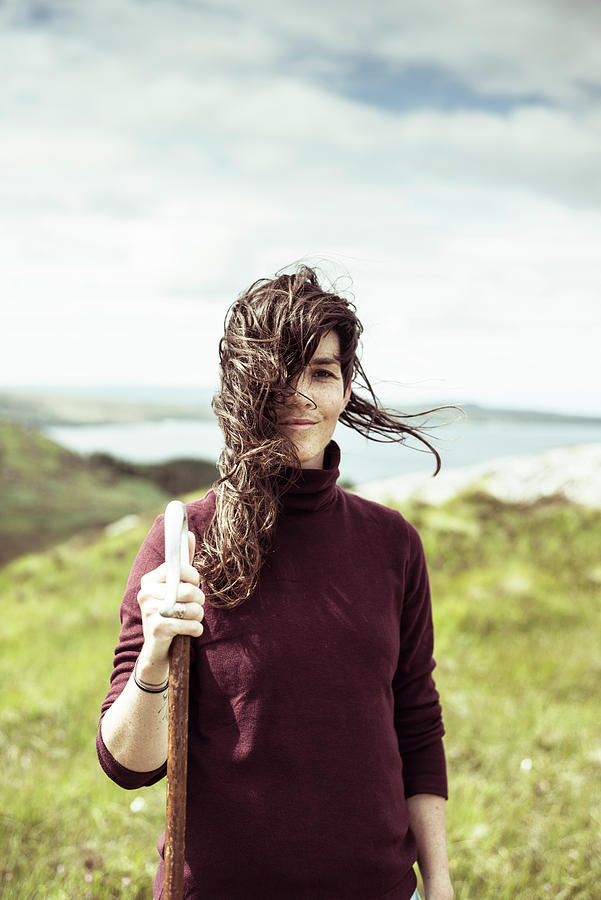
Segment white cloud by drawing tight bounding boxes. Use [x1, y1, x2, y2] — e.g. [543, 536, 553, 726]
[202, 0, 601, 105]
[0, 0, 600, 414]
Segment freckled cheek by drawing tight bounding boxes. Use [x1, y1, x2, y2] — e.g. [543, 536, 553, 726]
[313, 383, 344, 406]
[323, 389, 347, 415]
[326, 400, 342, 416]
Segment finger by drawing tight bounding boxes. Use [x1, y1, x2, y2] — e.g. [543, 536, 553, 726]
[140, 562, 167, 588]
[166, 601, 204, 622]
[148, 617, 204, 640]
[179, 561, 201, 587]
[138, 582, 167, 605]
[188, 530, 196, 564]
[174, 583, 204, 604]
[138, 583, 203, 620]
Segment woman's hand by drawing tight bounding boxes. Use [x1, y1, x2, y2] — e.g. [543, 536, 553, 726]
[136, 532, 205, 679]
[101, 532, 205, 771]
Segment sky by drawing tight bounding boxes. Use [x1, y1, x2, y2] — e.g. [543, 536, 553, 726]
[1, 0, 600, 415]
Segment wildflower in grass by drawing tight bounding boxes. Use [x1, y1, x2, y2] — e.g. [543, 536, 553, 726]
[130, 796, 146, 812]
[84, 873, 93, 883]
[56, 864, 65, 874]
[520, 757, 533, 772]
[470, 823, 488, 841]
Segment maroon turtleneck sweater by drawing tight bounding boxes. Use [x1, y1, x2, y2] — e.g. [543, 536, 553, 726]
[97, 442, 447, 900]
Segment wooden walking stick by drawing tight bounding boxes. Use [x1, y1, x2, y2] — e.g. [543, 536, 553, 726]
[160, 500, 191, 900]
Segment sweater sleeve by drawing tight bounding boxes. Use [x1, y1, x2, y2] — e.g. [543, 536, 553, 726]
[96, 514, 169, 789]
[392, 520, 448, 800]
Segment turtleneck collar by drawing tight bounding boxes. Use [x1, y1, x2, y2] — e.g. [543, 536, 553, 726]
[280, 441, 341, 513]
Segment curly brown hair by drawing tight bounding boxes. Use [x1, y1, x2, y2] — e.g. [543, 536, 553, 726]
[195, 265, 443, 609]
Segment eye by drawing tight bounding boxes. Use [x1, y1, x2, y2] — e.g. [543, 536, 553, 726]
[313, 369, 335, 379]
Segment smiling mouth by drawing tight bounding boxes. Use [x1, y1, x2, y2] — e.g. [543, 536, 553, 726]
[280, 420, 317, 428]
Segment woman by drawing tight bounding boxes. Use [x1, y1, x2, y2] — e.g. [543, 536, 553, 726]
[97, 266, 453, 900]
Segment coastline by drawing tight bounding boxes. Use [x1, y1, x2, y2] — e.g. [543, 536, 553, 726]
[355, 443, 601, 508]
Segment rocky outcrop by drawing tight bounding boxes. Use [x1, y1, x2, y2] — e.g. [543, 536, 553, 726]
[356, 443, 601, 508]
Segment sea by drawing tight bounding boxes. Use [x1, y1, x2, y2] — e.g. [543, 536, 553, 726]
[45, 417, 601, 486]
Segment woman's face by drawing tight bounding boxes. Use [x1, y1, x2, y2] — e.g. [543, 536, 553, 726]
[275, 330, 351, 469]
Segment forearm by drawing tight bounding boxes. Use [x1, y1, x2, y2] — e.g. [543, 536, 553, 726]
[101, 539, 204, 774]
[407, 793, 453, 900]
[100, 652, 170, 772]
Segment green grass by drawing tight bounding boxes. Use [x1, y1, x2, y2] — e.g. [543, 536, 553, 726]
[1, 490, 600, 898]
[0, 422, 216, 565]
[0, 518, 169, 899]
[407, 493, 601, 899]
[0, 422, 168, 566]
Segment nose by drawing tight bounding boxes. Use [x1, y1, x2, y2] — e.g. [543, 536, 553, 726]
[284, 372, 316, 409]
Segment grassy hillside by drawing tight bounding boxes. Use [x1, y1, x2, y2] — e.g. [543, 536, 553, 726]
[0, 422, 217, 564]
[404, 492, 601, 898]
[0, 490, 599, 898]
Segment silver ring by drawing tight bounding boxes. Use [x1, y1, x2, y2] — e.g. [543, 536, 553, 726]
[172, 603, 187, 620]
